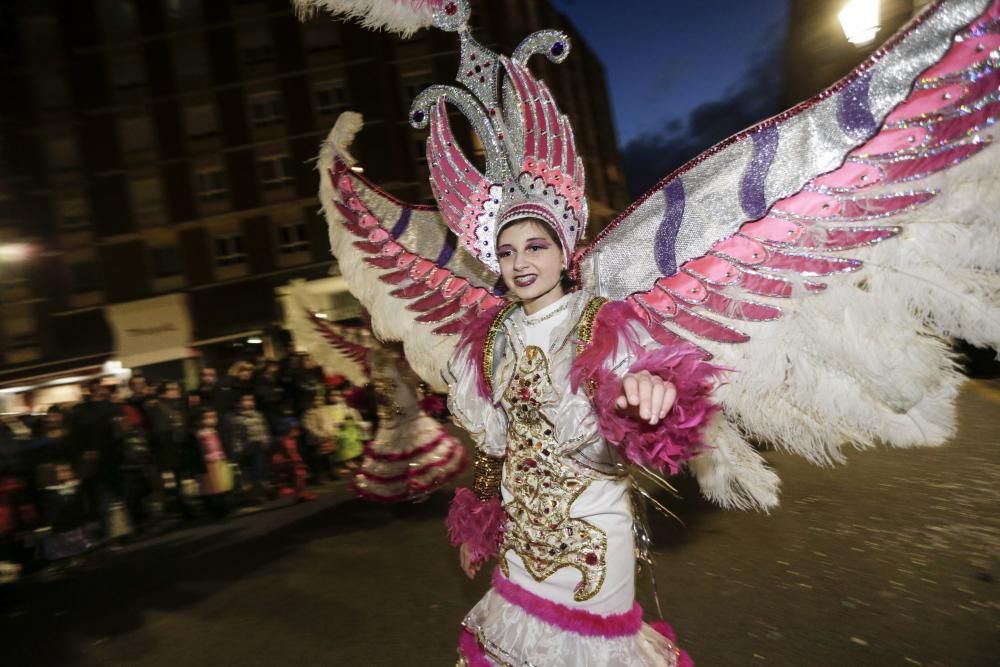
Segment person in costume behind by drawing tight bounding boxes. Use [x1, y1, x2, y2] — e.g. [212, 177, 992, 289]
[350, 346, 466, 503]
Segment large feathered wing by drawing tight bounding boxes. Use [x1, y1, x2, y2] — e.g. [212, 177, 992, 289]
[577, 0, 1000, 509]
[316, 112, 507, 391]
[283, 280, 373, 385]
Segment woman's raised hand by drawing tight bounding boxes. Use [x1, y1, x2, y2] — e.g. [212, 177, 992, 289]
[616, 370, 676, 425]
[459, 543, 483, 579]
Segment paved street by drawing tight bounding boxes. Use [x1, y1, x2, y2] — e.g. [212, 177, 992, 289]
[2, 381, 998, 666]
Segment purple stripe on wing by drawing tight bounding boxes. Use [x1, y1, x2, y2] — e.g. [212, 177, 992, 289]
[654, 180, 685, 276]
[837, 69, 877, 140]
[740, 125, 779, 220]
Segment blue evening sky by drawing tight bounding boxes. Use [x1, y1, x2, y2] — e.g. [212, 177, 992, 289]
[551, 0, 790, 146]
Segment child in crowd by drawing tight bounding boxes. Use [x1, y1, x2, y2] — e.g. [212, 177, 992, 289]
[327, 388, 367, 476]
[271, 418, 316, 503]
[194, 408, 232, 518]
[228, 393, 271, 502]
[302, 393, 338, 481]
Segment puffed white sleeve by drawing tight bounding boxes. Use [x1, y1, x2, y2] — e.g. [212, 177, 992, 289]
[444, 345, 507, 458]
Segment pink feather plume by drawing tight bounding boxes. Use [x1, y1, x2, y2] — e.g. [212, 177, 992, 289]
[445, 487, 507, 565]
[570, 301, 724, 474]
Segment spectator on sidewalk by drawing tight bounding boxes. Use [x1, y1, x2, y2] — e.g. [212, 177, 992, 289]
[303, 393, 339, 482]
[254, 361, 286, 435]
[147, 381, 188, 515]
[119, 404, 156, 530]
[229, 393, 271, 502]
[69, 379, 126, 540]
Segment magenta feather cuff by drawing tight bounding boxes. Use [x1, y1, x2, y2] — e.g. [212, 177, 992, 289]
[592, 344, 721, 474]
[446, 487, 507, 564]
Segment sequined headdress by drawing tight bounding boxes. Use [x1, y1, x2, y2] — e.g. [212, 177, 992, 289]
[407, 0, 587, 274]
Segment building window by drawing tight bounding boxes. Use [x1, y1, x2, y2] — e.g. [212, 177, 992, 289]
[46, 136, 80, 171]
[195, 168, 227, 201]
[99, 0, 139, 39]
[151, 245, 182, 278]
[214, 233, 246, 267]
[72, 261, 102, 293]
[303, 21, 340, 52]
[0, 263, 26, 290]
[184, 103, 218, 139]
[174, 36, 209, 80]
[22, 17, 63, 67]
[110, 52, 145, 90]
[130, 176, 164, 219]
[3, 304, 38, 353]
[58, 198, 90, 231]
[278, 222, 309, 253]
[315, 81, 347, 113]
[165, 0, 201, 22]
[120, 116, 154, 154]
[34, 76, 70, 110]
[240, 23, 273, 64]
[6, 332, 38, 352]
[249, 92, 282, 125]
[259, 154, 292, 189]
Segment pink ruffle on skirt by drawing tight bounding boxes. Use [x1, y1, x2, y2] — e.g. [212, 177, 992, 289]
[457, 568, 693, 666]
[351, 415, 467, 502]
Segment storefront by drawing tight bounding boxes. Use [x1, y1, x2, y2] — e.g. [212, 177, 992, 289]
[104, 294, 200, 386]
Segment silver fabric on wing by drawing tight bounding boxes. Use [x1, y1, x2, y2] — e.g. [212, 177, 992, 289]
[586, 0, 991, 302]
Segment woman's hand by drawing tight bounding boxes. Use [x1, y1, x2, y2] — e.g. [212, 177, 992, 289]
[616, 370, 677, 425]
[459, 543, 484, 579]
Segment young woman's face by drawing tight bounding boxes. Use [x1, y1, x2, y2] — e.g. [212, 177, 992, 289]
[496, 220, 565, 313]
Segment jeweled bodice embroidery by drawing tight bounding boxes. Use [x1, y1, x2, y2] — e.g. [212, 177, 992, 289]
[499, 345, 608, 602]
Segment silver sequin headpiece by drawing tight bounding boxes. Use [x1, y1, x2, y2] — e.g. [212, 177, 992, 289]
[412, 0, 588, 273]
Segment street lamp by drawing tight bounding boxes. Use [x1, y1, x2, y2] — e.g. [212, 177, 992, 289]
[838, 0, 881, 46]
[0, 242, 32, 262]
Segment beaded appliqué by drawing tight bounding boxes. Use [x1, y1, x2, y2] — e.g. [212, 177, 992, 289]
[499, 345, 607, 602]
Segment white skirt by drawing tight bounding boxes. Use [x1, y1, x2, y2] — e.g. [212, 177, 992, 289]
[461, 478, 683, 666]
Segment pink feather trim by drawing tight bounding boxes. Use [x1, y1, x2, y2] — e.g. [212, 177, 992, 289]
[570, 301, 723, 474]
[457, 628, 491, 667]
[446, 487, 507, 564]
[596, 345, 720, 473]
[650, 621, 695, 667]
[492, 568, 644, 637]
[570, 300, 647, 393]
[455, 302, 508, 400]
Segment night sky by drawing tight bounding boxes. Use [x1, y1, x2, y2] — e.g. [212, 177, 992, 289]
[550, 0, 790, 195]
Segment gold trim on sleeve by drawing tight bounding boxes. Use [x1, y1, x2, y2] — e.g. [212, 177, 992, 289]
[575, 297, 608, 356]
[473, 449, 505, 500]
[482, 301, 519, 394]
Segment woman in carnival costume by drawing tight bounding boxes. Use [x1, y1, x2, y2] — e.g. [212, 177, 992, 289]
[286, 292, 468, 502]
[297, 0, 1000, 664]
